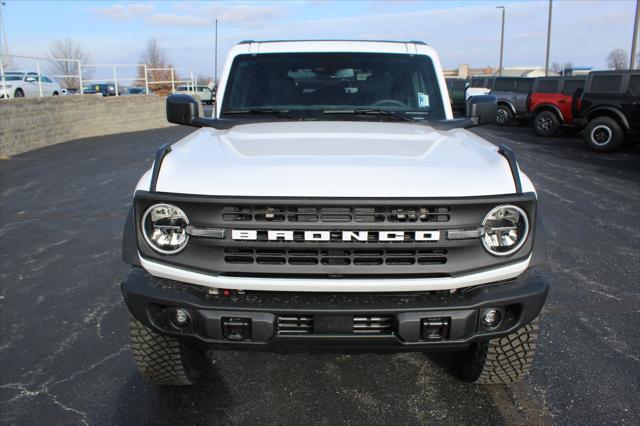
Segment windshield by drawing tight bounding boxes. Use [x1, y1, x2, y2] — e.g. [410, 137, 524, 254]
[221, 52, 445, 120]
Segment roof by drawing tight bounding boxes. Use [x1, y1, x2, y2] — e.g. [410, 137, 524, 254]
[238, 39, 427, 46]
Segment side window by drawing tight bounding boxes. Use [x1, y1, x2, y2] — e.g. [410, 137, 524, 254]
[452, 80, 466, 90]
[40, 76, 52, 83]
[590, 75, 622, 92]
[561, 79, 585, 96]
[515, 79, 534, 93]
[626, 75, 640, 96]
[493, 78, 515, 91]
[536, 79, 559, 93]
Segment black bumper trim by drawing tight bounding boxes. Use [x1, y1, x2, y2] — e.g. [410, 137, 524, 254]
[121, 268, 548, 351]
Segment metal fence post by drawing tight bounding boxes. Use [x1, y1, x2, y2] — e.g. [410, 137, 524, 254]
[144, 64, 149, 94]
[190, 70, 194, 93]
[0, 61, 6, 99]
[171, 68, 175, 94]
[36, 60, 43, 97]
[113, 65, 119, 96]
[79, 62, 84, 94]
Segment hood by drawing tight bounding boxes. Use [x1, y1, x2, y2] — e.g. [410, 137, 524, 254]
[148, 121, 520, 197]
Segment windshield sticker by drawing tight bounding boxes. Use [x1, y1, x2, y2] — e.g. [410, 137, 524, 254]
[418, 93, 430, 108]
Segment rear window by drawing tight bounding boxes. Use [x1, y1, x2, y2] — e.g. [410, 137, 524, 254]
[626, 75, 640, 96]
[470, 78, 488, 88]
[515, 79, 534, 93]
[561, 79, 585, 96]
[590, 75, 623, 92]
[536, 79, 559, 93]
[493, 78, 516, 91]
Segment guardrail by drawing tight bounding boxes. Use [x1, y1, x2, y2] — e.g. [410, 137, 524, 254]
[0, 54, 197, 98]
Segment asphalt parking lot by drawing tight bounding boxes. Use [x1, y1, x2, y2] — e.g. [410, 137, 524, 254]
[1, 123, 638, 425]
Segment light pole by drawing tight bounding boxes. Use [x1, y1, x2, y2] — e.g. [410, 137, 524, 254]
[497, 6, 505, 76]
[631, 0, 639, 69]
[545, 0, 553, 76]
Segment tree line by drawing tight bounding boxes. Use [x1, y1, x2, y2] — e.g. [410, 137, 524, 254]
[44, 38, 213, 93]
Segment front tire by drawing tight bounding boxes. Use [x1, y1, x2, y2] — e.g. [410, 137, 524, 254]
[496, 105, 513, 126]
[52, 91, 59, 96]
[454, 318, 539, 384]
[129, 316, 209, 386]
[534, 111, 560, 137]
[584, 117, 624, 152]
[14, 89, 24, 98]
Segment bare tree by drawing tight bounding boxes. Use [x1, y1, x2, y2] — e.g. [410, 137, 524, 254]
[196, 74, 212, 85]
[137, 38, 176, 95]
[47, 38, 92, 89]
[606, 48, 628, 70]
[551, 61, 573, 75]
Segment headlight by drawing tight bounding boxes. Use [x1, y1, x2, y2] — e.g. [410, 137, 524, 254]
[142, 203, 189, 254]
[481, 205, 529, 256]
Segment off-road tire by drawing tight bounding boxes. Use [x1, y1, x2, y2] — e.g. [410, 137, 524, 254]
[129, 316, 208, 386]
[454, 318, 539, 384]
[496, 105, 513, 126]
[534, 111, 560, 137]
[584, 117, 624, 152]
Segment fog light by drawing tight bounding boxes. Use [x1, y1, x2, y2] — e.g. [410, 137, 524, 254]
[170, 308, 191, 327]
[481, 308, 502, 329]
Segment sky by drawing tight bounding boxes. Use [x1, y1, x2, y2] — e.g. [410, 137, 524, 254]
[1, 0, 638, 79]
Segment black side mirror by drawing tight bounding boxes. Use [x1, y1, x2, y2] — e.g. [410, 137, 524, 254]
[167, 94, 200, 126]
[466, 95, 497, 126]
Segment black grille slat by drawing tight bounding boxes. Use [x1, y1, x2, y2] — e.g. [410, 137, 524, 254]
[222, 205, 450, 223]
[277, 316, 314, 335]
[353, 316, 393, 334]
[223, 248, 448, 267]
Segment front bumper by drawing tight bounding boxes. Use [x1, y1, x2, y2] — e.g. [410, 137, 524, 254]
[122, 268, 548, 351]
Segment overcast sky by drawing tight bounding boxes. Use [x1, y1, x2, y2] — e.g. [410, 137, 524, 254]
[2, 0, 638, 78]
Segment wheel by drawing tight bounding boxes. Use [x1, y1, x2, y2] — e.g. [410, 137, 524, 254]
[584, 117, 624, 152]
[52, 91, 59, 96]
[534, 111, 560, 137]
[14, 89, 24, 98]
[128, 316, 209, 386]
[454, 318, 539, 384]
[495, 104, 513, 126]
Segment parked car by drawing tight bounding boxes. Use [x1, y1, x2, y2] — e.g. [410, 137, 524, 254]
[466, 76, 494, 100]
[124, 87, 148, 96]
[574, 70, 640, 152]
[445, 78, 468, 114]
[82, 83, 116, 96]
[176, 84, 215, 104]
[528, 76, 586, 137]
[0, 71, 62, 98]
[490, 77, 535, 126]
[121, 40, 547, 387]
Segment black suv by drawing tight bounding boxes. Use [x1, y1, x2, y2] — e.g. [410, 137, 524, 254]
[490, 77, 535, 126]
[575, 70, 640, 152]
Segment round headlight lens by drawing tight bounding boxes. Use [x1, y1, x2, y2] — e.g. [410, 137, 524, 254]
[142, 204, 189, 254]
[481, 205, 529, 256]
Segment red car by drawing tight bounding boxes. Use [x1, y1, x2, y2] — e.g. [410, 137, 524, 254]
[528, 76, 586, 136]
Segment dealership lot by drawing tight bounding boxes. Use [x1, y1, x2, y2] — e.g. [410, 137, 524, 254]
[0, 125, 638, 425]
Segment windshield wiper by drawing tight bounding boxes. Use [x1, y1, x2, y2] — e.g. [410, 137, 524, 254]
[222, 108, 300, 119]
[323, 109, 416, 122]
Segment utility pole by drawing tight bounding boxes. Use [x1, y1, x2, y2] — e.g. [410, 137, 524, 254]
[497, 6, 505, 76]
[214, 19, 218, 86]
[631, 0, 639, 69]
[545, 0, 553, 76]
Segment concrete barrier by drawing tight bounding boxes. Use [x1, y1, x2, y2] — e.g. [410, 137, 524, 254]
[0, 95, 174, 157]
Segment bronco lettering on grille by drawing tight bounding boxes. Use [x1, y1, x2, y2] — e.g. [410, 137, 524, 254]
[231, 230, 440, 242]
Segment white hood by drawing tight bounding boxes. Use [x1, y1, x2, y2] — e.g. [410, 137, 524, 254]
[143, 121, 526, 197]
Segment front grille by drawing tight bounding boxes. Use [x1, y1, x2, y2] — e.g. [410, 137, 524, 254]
[222, 205, 450, 223]
[224, 248, 448, 266]
[277, 315, 314, 335]
[353, 316, 393, 334]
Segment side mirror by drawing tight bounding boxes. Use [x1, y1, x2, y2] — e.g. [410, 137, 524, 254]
[167, 94, 200, 126]
[466, 95, 497, 126]
[25, 77, 37, 83]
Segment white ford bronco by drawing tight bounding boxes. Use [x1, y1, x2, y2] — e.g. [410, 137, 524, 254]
[121, 40, 547, 386]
